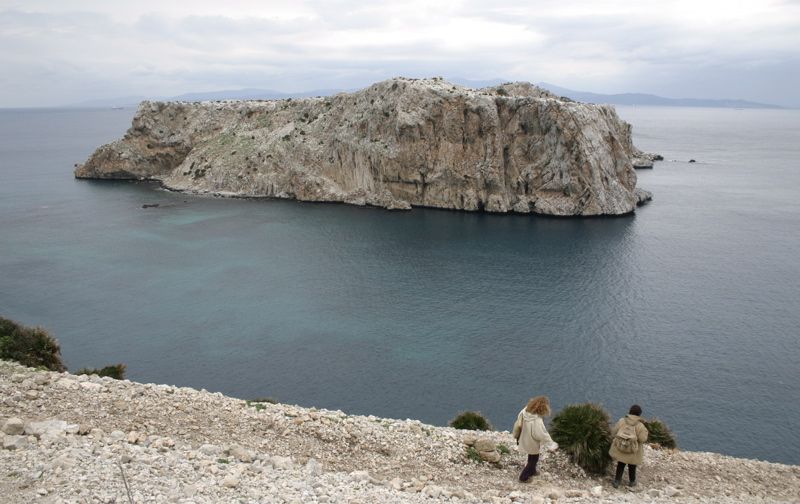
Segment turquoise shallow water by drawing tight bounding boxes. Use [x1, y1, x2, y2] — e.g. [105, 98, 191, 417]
[1, 106, 799, 464]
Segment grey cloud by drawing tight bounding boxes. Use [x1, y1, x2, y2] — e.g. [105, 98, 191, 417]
[0, 3, 798, 107]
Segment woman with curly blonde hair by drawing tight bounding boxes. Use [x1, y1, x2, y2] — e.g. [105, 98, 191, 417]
[512, 395, 556, 482]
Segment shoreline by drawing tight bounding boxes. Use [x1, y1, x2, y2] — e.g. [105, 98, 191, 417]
[2, 359, 798, 503]
[81, 177, 650, 219]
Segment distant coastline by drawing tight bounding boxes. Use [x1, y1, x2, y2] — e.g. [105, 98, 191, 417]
[537, 82, 785, 109]
[12, 77, 783, 110]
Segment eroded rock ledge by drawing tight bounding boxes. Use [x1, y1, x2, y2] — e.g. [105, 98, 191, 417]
[76, 77, 654, 216]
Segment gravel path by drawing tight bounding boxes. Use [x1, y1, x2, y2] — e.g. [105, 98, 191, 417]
[1, 360, 798, 503]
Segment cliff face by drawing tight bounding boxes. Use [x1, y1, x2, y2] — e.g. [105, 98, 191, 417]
[75, 77, 652, 216]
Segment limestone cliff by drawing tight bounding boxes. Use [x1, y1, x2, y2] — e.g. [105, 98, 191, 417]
[75, 77, 653, 216]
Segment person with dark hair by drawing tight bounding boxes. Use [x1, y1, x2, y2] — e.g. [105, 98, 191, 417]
[512, 395, 557, 482]
[609, 404, 649, 488]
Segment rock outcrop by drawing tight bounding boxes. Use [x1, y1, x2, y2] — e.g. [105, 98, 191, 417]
[75, 77, 655, 216]
[631, 147, 664, 169]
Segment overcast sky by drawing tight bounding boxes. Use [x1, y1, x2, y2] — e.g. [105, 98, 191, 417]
[1, 0, 798, 107]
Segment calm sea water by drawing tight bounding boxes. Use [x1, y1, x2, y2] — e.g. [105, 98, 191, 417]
[1, 106, 798, 464]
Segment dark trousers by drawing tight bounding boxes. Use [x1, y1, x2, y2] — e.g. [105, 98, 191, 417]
[615, 461, 637, 482]
[519, 454, 540, 481]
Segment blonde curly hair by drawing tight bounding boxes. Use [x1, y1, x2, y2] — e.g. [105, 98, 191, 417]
[525, 395, 551, 416]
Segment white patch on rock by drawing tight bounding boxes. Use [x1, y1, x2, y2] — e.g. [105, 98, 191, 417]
[25, 419, 69, 438]
[2, 434, 28, 450]
[305, 458, 322, 477]
[272, 455, 293, 470]
[222, 474, 240, 488]
[349, 470, 371, 482]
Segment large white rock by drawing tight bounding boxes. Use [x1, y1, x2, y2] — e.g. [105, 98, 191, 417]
[349, 470, 371, 482]
[55, 378, 77, 389]
[305, 458, 322, 477]
[198, 443, 221, 455]
[75, 77, 653, 217]
[473, 437, 495, 453]
[272, 456, 293, 470]
[25, 420, 70, 438]
[229, 444, 253, 463]
[1, 417, 24, 435]
[32, 374, 50, 386]
[478, 450, 501, 463]
[222, 475, 240, 488]
[2, 434, 28, 450]
[79, 381, 104, 392]
[423, 485, 443, 498]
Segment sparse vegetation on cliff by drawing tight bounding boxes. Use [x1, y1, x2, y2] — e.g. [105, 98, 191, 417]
[0, 317, 66, 372]
[0, 316, 127, 379]
[644, 418, 678, 449]
[76, 363, 127, 380]
[449, 411, 492, 431]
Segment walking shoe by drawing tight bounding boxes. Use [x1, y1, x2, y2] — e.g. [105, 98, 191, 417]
[612, 480, 620, 489]
[629, 480, 637, 487]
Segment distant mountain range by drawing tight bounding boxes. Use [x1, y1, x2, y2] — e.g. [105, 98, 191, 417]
[72, 78, 784, 110]
[536, 83, 783, 109]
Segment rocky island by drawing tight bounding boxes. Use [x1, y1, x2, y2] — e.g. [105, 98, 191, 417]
[75, 77, 654, 217]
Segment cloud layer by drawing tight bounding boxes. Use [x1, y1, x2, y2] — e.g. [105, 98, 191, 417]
[1, 0, 798, 107]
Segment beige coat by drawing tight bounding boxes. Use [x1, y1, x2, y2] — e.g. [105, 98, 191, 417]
[609, 414, 648, 465]
[512, 409, 553, 455]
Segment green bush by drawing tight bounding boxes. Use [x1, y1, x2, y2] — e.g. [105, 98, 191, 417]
[76, 363, 127, 380]
[449, 411, 492, 431]
[551, 403, 613, 474]
[465, 446, 482, 463]
[0, 317, 66, 372]
[643, 418, 677, 449]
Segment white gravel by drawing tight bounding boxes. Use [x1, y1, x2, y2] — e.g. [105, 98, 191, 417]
[1, 360, 798, 503]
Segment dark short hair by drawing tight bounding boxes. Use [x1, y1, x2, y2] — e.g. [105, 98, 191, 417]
[629, 404, 642, 416]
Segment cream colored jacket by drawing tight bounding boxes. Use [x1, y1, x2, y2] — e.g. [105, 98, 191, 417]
[609, 414, 649, 465]
[512, 409, 553, 455]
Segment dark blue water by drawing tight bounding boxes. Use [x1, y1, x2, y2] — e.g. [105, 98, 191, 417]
[1, 106, 798, 464]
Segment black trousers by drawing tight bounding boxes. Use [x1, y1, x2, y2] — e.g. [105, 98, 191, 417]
[615, 461, 637, 482]
[519, 454, 539, 481]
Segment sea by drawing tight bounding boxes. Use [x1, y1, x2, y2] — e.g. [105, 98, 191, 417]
[1, 105, 798, 465]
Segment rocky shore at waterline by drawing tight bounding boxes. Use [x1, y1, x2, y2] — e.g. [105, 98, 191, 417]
[75, 77, 654, 217]
[2, 360, 797, 503]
